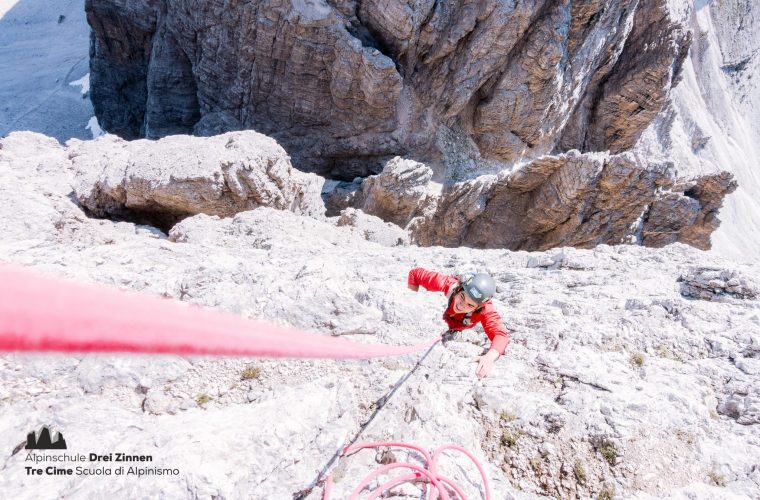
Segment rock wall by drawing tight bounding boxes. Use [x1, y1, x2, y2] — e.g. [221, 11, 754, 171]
[86, 0, 690, 178]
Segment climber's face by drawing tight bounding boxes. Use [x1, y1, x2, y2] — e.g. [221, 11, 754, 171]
[453, 291, 479, 314]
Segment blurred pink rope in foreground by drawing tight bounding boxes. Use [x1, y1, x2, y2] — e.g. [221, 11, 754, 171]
[323, 442, 491, 500]
[0, 265, 490, 498]
[0, 265, 438, 358]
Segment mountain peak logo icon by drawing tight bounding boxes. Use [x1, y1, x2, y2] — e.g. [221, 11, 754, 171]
[26, 426, 67, 450]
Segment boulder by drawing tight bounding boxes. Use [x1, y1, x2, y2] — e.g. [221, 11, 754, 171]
[356, 157, 433, 227]
[678, 267, 758, 301]
[70, 131, 326, 230]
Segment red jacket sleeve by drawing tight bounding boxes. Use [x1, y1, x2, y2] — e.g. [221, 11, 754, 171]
[408, 268, 457, 295]
[479, 305, 510, 355]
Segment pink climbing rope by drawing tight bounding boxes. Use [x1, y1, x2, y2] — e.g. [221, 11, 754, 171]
[0, 264, 438, 358]
[0, 265, 491, 498]
[322, 442, 491, 500]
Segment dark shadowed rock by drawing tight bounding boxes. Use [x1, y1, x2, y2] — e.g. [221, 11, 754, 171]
[82, 0, 733, 253]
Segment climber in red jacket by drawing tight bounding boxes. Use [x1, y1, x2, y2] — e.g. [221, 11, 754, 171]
[408, 267, 509, 379]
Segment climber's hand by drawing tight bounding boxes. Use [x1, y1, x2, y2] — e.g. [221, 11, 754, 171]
[473, 349, 500, 379]
[408, 284, 419, 291]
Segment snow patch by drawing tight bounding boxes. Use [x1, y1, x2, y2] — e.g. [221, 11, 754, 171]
[0, 0, 20, 19]
[290, 0, 333, 22]
[86, 116, 104, 138]
[69, 73, 89, 94]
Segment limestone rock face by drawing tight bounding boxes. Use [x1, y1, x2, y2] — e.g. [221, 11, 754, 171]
[0, 130, 734, 253]
[409, 176, 494, 247]
[2, 141, 760, 497]
[355, 157, 433, 227]
[643, 172, 738, 249]
[361, 152, 735, 251]
[86, 0, 690, 178]
[559, 0, 691, 154]
[628, 1, 760, 261]
[70, 131, 326, 230]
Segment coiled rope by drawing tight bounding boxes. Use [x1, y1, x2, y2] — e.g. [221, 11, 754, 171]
[323, 442, 491, 500]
